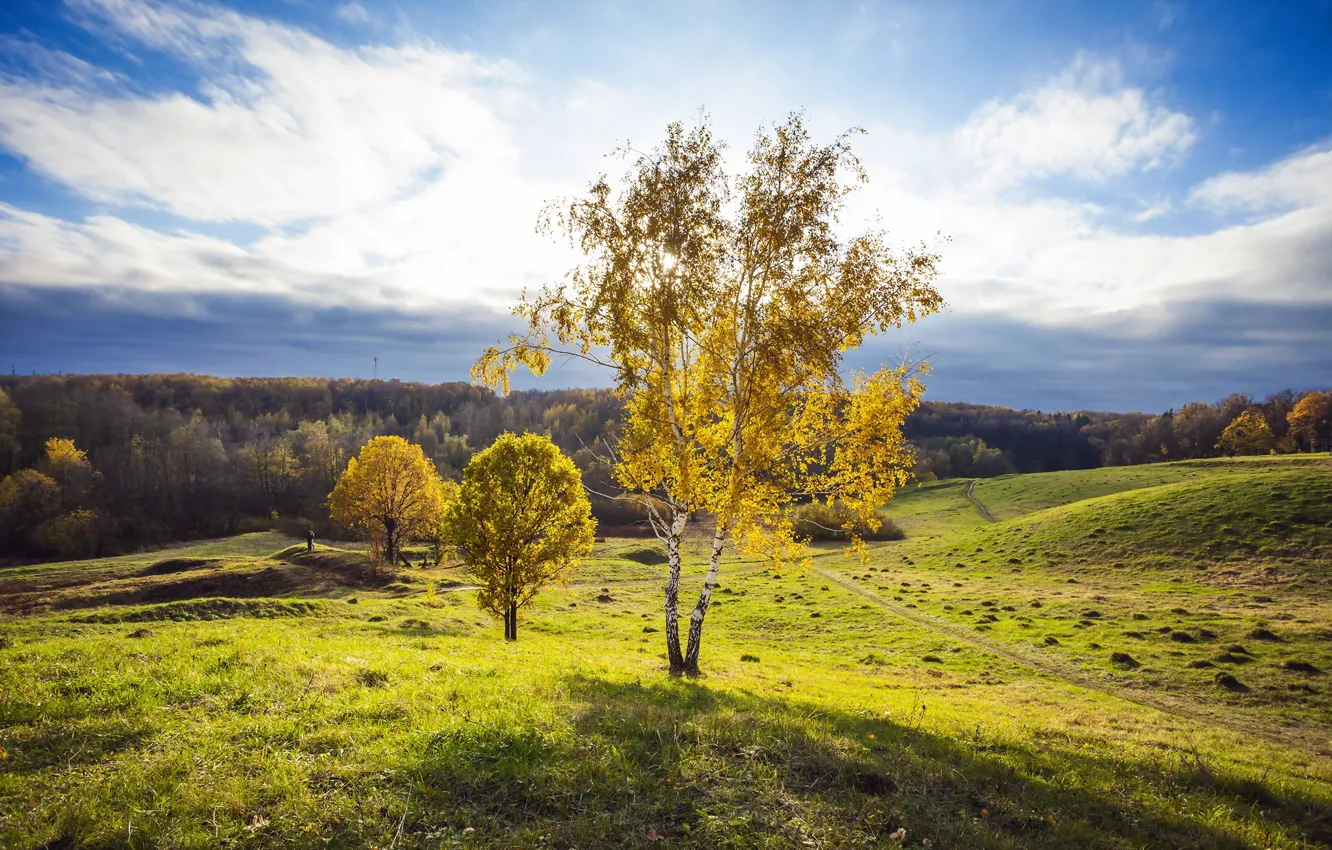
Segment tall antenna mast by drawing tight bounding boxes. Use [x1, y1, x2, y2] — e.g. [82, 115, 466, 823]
[374, 357, 378, 381]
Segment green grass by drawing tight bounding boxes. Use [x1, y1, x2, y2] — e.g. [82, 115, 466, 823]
[875, 478, 988, 540]
[854, 454, 1332, 737]
[2, 457, 1331, 848]
[972, 455, 1332, 522]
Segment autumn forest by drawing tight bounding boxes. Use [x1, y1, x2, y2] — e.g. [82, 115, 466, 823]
[1, 372, 1327, 563]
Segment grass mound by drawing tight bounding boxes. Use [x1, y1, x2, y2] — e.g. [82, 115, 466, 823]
[618, 543, 669, 565]
[137, 557, 219, 576]
[272, 546, 373, 571]
[972, 456, 1332, 522]
[269, 546, 398, 587]
[68, 597, 326, 623]
[961, 468, 1332, 570]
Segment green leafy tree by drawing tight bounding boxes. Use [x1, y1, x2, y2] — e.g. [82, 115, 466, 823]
[443, 432, 596, 641]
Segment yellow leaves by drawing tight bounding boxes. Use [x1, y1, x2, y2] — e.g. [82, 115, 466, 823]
[1216, 408, 1275, 456]
[328, 436, 452, 559]
[44, 437, 89, 469]
[473, 338, 554, 396]
[0, 468, 60, 522]
[442, 432, 596, 624]
[473, 114, 944, 573]
[1287, 391, 1332, 444]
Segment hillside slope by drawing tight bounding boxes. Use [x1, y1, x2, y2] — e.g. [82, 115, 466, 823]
[855, 455, 1332, 740]
[971, 455, 1332, 522]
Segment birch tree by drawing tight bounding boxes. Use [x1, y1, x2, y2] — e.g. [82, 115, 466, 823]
[475, 115, 944, 674]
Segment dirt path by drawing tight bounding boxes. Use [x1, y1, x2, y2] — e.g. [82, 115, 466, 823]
[964, 479, 996, 521]
[814, 565, 1331, 756]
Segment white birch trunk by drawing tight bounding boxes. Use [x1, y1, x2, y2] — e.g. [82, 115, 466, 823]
[682, 524, 726, 673]
[663, 510, 688, 672]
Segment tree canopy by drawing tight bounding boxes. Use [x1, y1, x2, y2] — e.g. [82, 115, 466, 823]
[443, 432, 595, 640]
[477, 115, 944, 673]
[1288, 391, 1332, 451]
[1216, 408, 1275, 456]
[329, 436, 453, 564]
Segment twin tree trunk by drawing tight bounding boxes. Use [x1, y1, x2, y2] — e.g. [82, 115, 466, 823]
[663, 514, 726, 676]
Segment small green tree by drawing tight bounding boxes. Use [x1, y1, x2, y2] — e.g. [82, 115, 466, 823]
[444, 433, 596, 641]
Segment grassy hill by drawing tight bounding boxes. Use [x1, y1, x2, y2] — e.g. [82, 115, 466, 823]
[2, 458, 1331, 848]
[849, 457, 1332, 732]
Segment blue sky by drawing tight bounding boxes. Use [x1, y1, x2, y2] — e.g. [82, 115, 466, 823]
[0, 0, 1329, 412]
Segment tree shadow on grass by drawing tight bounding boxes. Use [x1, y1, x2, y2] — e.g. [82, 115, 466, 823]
[3, 719, 153, 777]
[412, 674, 1330, 849]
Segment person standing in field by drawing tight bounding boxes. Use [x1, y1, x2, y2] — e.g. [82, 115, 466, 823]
[306, 528, 315, 552]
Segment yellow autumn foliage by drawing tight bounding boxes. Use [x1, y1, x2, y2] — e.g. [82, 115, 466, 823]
[328, 436, 453, 564]
[442, 432, 595, 640]
[476, 115, 944, 672]
[1216, 408, 1275, 456]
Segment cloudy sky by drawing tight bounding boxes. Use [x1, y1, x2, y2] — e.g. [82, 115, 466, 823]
[0, 0, 1329, 411]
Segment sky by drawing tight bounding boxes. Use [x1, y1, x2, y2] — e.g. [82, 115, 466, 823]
[0, 0, 1329, 412]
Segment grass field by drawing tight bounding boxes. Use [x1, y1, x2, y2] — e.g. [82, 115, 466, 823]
[2, 457, 1331, 848]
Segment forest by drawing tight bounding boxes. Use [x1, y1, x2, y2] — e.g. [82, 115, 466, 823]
[0, 373, 1328, 562]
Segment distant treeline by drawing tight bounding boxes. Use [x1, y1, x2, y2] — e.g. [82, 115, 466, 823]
[0, 374, 1327, 559]
[907, 391, 1328, 480]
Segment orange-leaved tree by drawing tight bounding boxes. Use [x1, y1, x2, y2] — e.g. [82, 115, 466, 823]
[329, 436, 453, 564]
[475, 115, 944, 674]
[1287, 391, 1332, 452]
[443, 432, 595, 641]
[1216, 408, 1275, 456]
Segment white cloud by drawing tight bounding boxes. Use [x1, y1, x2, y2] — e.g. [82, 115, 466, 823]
[1133, 202, 1170, 222]
[0, 1, 1327, 355]
[847, 114, 1332, 330]
[1189, 142, 1332, 213]
[336, 3, 371, 25]
[0, 0, 522, 225]
[953, 54, 1196, 187]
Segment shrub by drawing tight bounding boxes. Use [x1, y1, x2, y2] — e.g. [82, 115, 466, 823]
[30, 509, 104, 559]
[791, 501, 904, 542]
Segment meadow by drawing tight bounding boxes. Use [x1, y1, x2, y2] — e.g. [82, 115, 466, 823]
[2, 456, 1330, 848]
